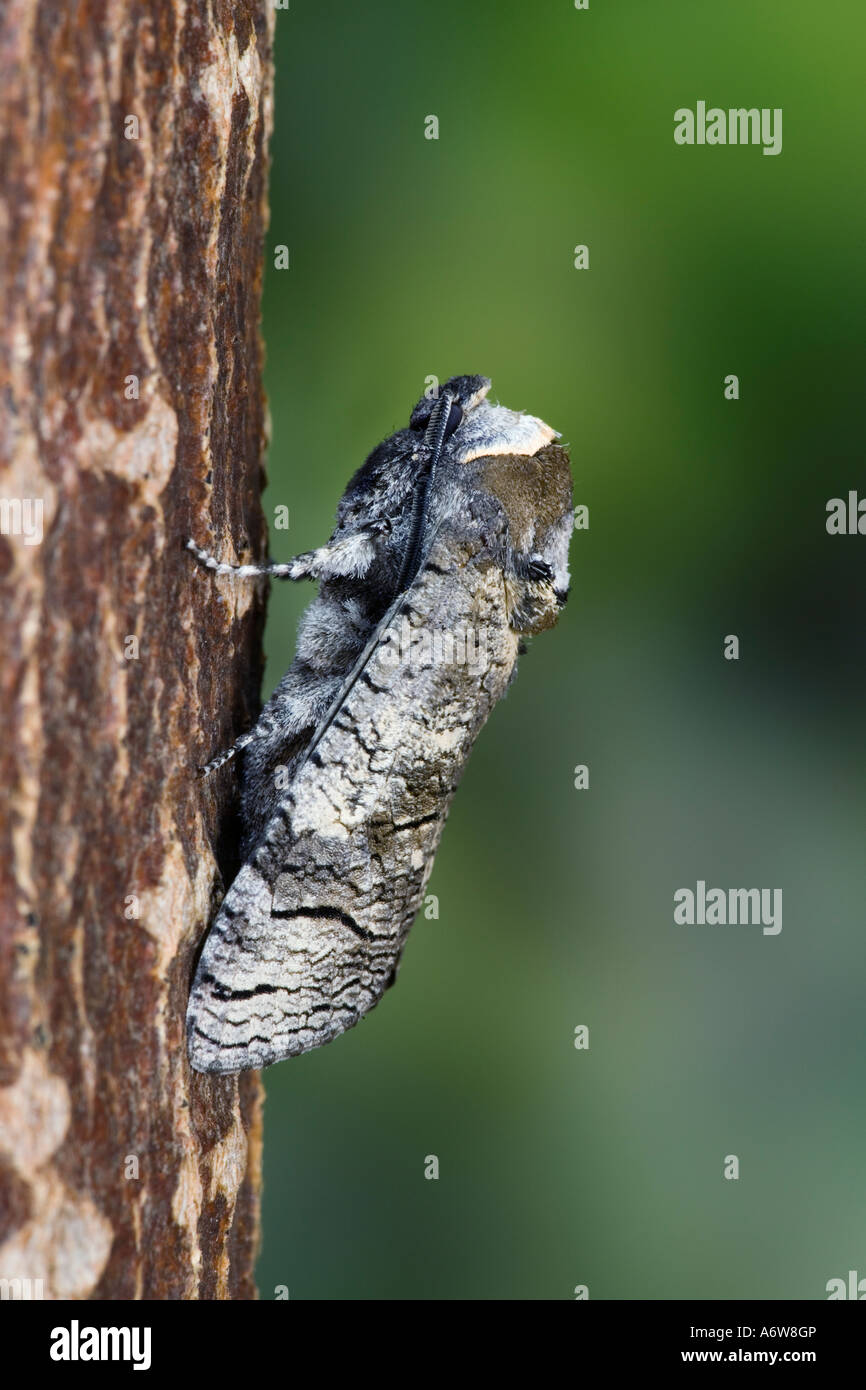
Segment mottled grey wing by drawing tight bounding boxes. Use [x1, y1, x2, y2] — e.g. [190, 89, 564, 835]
[186, 531, 516, 1073]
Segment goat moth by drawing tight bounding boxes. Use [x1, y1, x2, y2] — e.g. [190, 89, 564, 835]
[186, 375, 573, 1073]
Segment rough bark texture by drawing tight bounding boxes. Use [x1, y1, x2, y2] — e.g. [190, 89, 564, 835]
[0, 1, 274, 1299]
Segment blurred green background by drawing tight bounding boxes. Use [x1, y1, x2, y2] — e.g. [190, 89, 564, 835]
[256, 0, 866, 1299]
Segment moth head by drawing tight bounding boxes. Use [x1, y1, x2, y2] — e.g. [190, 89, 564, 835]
[479, 444, 574, 608]
[409, 375, 491, 441]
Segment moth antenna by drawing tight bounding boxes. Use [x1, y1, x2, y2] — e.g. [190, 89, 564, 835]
[289, 400, 457, 778]
[393, 389, 454, 595]
[291, 510, 448, 780]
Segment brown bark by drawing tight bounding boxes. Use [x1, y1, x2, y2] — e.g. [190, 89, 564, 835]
[0, 1, 274, 1298]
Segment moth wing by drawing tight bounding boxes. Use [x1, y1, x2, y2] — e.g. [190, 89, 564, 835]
[186, 842, 406, 1073]
[187, 514, 494, 1075]
[186, 589, 446, 1074]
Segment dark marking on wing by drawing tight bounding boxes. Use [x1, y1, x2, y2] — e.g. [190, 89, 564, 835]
[270, 904, 373, 941]
[390, 811, 441, 833]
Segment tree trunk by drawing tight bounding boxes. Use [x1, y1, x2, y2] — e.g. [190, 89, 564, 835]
[0, 1, 274, 1299]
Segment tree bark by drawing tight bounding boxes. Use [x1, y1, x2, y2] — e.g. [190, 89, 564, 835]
[0, 1, 274, 1299]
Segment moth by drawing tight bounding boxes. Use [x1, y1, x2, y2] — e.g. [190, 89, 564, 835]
[187, 375, 573, 1073]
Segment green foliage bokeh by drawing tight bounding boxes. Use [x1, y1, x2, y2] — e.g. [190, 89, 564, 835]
[256, 0, 866, 1300]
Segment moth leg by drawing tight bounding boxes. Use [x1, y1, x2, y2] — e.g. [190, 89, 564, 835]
[186, 532, 377, 582]
[198, 725, 261, 776]
[507, 553, 567, 635]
